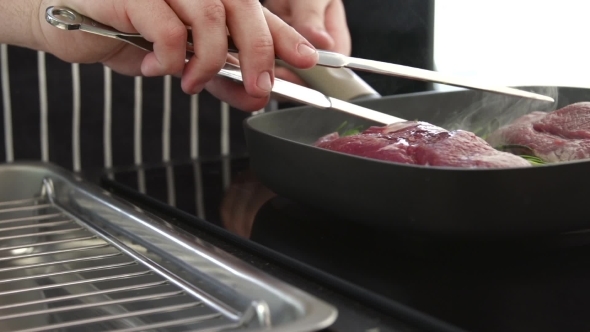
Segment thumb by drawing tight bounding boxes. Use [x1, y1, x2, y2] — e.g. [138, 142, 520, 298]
[289, 0, 334, 51]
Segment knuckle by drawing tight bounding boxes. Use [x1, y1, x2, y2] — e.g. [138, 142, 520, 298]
[149, 25, 186, 73]
[201, 3, 227, 25]
[159, 25, 187, 72]
[162, 23, 187, 47]
[249, 35, 275, 56]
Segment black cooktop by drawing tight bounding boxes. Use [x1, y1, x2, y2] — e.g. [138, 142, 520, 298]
[100, 156, 590, 332]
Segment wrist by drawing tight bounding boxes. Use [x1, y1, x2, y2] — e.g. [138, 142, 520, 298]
[0, 0, 48, 51]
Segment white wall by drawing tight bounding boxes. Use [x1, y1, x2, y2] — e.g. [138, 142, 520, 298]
[433, 1, 590, 91]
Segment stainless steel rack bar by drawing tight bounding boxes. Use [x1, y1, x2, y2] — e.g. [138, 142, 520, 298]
[0, 162, 337, 332]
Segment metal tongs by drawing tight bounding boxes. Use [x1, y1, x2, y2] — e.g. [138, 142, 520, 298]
[45, 6, 553, 126]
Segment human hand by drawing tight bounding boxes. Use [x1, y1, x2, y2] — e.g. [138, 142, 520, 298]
[263, 0, 351, 86]
[36, 0, 320, 111]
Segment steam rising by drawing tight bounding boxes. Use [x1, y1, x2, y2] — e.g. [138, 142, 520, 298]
[441, 86, 559, 138]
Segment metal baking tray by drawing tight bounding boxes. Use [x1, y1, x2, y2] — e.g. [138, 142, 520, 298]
[0, 162, 337, 332]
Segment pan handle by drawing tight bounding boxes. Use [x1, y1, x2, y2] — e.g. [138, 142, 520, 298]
[275, 60, 381, 102]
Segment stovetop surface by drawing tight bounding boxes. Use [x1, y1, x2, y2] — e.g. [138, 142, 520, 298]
[103, 156, 590, 332]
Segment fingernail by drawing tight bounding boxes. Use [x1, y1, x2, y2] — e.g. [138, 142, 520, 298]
[297, 43, 317, 56]
[257, 72, 272, 92]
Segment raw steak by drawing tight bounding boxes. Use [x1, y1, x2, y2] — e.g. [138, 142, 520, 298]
[486, 102, 590, 162]
[314, 121, 531, 168]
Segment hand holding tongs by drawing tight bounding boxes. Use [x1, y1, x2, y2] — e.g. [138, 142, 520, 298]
[45, 6, 553, 127]
[45, 6, 404, 125]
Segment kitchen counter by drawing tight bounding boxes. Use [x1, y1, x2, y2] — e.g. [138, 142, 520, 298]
[100, 156, 590, 332]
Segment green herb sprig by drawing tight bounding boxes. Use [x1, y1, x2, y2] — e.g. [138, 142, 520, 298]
[335, 121, 364, 137]
[519, 155, 546, 166]
[494, 145, 546, 166]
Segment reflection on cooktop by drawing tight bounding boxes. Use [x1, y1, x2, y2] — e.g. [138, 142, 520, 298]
[107, 157, 590, 332]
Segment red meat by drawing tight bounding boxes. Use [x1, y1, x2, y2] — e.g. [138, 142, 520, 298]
[315, 121, 531, 168]
[486, 102, 590, 162]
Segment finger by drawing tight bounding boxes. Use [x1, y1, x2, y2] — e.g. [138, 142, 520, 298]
[102, 46, 152, 76]
[123, 0, 187, 76]
[205, 77, 269, 112]
[206, 55, 268, 112]
[263, 9, 318, 69]
[325, 0, 352, 55]
[288, 0, 334, 51]
[167, 0, 229, 94]
[226, 54, 240, 66]
[222, 0, 275, 98]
